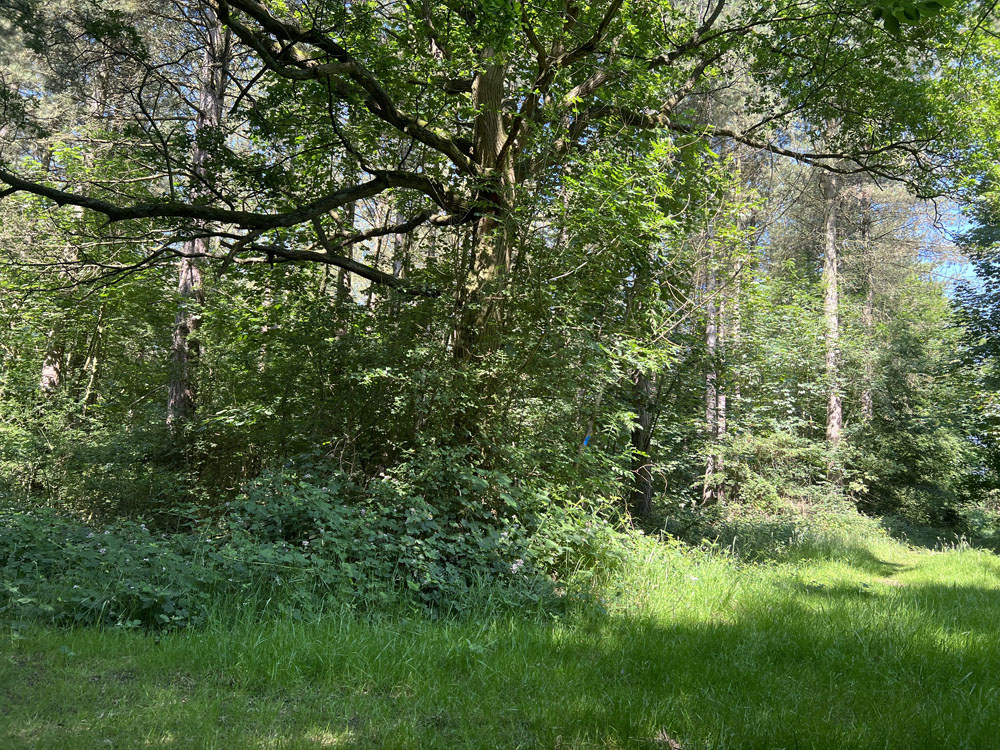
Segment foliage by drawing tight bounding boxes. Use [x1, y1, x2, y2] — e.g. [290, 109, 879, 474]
[716, 430, 839, 511]
[5, 519, 1000, 748]
[1, 0, 999, 633]
[0, 507, 217, 630]
[0, 447, 635, 628]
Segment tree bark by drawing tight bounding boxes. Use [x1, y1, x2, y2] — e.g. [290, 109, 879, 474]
[629, 371, 655, 520]
[702, 257, 721, 505]
[821, 171, 843, 453]
[167, 17, 230, 429]
[336, 197, 356, 304]
[81, 302, 105, 408]
[452, 56, 513, 363]
[859, 189, 875, 421]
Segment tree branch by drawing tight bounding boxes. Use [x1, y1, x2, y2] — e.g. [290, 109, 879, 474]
[0, 166, 470, 229]
[210, 0, 476, 174]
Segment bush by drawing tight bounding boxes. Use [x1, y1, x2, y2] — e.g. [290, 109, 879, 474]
[220, 449, 632, 613]
[715, 430, 841, 510]
[0, 450, 634, 629]
[0, 507, 219, 629]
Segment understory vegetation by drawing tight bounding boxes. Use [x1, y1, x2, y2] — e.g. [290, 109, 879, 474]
[4, 524, 1000, 749]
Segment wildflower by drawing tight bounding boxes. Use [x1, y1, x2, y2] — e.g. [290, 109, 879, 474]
[511, 558, 525, 574]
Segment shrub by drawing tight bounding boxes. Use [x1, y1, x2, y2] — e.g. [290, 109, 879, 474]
[0, 508, 219, 629]
[0, 450, 634, 629]
[716, 430, 841, 510]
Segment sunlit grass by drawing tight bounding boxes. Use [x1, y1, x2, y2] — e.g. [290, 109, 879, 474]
[3, 523, 999, 749]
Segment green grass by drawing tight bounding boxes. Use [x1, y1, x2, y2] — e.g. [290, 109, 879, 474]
[2, 526, 1000, 749]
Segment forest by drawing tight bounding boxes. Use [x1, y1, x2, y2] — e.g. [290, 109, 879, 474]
[2, 0, 1000, 747]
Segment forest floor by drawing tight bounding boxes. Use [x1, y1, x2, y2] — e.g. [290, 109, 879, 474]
[2, 529, 999, 749]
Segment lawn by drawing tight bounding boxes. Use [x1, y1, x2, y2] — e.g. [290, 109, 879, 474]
[2, 533, 999, 749]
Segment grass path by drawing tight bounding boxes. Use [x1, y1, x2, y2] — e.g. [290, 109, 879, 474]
[2, 537, 999, 749]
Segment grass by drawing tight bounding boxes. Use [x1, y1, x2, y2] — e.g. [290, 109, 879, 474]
[2, 523, 1000, 749]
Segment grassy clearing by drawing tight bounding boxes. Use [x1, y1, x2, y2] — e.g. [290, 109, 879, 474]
[2, 525, 1000, 749]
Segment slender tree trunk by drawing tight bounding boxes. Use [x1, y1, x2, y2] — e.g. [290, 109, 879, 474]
[821, 171, 843, 453]
[336, 198, 356, 304]
[702, 258, 720, 505]
[167, 19, 230, 428]
[860, 190, 875, 421]
[716, 294, 728, 502]
[81, 302, 105, 408]
[629, 371, 655, 520]
[336, 153, 359, 305]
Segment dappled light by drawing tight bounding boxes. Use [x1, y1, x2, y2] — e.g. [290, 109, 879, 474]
[4, 535, 1000, 748]
[3, 0, 1000, 746]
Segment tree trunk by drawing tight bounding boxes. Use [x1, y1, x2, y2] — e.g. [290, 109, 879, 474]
[336, 151, 360, 306]
[860, 190, 875, 421]
[716, 293, 728, 503]
[452, 56, 513, 363]
[81, 302, 105, 408]
[821, 171, 843, 454]
[336, 197, 356, 304]
[167, 19, 230, 428]
[701, 259, 720, 505]
[629, 371, 655, 520]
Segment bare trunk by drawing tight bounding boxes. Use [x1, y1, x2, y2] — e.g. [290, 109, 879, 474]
[629, 371, 655, 520]
[860, 192, 875, 421]
[336, 198, 356, 304]
[716, 295, 728, 503]
[167, 20, 230, 428]
[453, 56, 512, 363]
[821, 172, 843, 454]
[701, 255, 727, 506]
[702, 260, 719, 504]
[81, 303, 105, 408]
[336, 153, 360, 305]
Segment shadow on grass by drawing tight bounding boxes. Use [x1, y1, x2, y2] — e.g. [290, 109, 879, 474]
[684, 514, 914, 576]
[4, 549, 1000, 749]
[879, 514, 1000, 553]
[784, 542, 911, 576]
